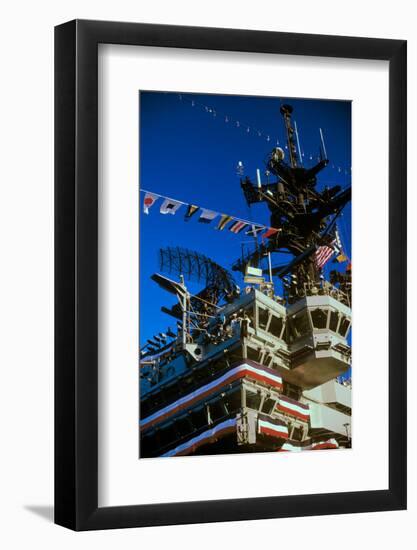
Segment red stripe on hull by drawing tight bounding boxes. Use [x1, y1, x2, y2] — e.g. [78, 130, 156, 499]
[141, 367, 282, 431]
[312, 443, 338, 450]
[259, 426, 288, 439]
[174, 426, 236, 456]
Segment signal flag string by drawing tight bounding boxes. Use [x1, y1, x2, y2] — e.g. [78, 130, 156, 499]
[140, 188, 280, 239]
[141, 189, 350, 271]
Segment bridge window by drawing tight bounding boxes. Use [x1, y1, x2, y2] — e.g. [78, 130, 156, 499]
[209, 401, 226, 422]
[262, 397, 276, 415]
[224, 388, 241, 413]
[269, 314, 284, 340]
[246, 389, 262, 411]
[258, 306, 269, 330]
[329, 310, 340, 332]
[284, 382, 301, 400]
[291, 426, 303, 441]
[292, 311, 311, 338]
[246, 345, 260, 362]
[338, 316, 351, 338]
[311, 308, 329, 329]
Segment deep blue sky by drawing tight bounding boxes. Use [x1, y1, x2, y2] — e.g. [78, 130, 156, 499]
[139, 91, 351, 346]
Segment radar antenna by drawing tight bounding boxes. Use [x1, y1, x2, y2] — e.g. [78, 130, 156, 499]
[157, 247, 240, 324]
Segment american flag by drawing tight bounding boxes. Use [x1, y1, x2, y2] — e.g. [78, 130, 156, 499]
[315, 239, 336, 268]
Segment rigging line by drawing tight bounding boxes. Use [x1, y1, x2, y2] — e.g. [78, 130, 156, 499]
[187, 310, 216, 318]
[188, 317, 203, 329]
[140, 188, 277, 231]
[187, 293, 220, 309]
[177, 93, 278, 145]
[319, 180, 351, 188]
[178, 94, 353, 173]
[179, 94, 265, 136]
[322, 205, 345, 237]
[188, 301, 214, 321]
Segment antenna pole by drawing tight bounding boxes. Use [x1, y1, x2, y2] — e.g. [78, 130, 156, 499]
[319, 127, 328, 160]
[179, 275, 188, 347]
[280, 104, 298, 168]
[294, 120, 303, 166]
[267, 252, 273, 283]
[256, 168, 262, 188]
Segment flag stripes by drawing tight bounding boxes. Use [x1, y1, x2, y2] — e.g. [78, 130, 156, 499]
[161, 421, 338, 457]
[276, 395, 310, 421]
[216, 214, 233, 230]
[315, 239, 336, 268]
[278, 438, 339, 452]
[258, 417, 289, 440]
[229, 220, 247, 234]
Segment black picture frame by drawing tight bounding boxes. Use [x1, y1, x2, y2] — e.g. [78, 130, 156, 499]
[55, 19, 407, 531]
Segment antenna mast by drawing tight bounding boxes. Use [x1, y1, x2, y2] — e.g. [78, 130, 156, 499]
[280, 104, 298, 168]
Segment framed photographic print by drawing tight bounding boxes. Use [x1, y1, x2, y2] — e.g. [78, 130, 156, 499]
[55, 20, 407, 530]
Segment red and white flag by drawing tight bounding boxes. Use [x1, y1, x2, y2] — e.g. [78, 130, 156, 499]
[229, 220, 248, 234]
[143, 192, 159, 214]
[315, 240, 336, 268]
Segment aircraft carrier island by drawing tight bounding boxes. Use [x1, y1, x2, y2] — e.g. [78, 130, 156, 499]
[140, 102, 352, 458]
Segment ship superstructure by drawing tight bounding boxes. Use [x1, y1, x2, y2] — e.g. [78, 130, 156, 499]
[140, 103, 352, 458]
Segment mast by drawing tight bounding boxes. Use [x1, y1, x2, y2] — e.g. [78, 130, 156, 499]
[237, 102, 351, 304]
[280, 104, 298, 168]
